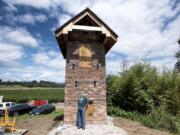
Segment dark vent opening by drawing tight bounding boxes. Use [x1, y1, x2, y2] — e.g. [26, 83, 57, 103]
[72, 64, 75, 70]
[75, 81, 78, 87]
[96, 64, 99, 70]
[94, 81, 96, 87]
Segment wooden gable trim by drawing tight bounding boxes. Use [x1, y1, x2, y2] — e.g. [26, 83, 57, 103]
[55, 8, 118, 38]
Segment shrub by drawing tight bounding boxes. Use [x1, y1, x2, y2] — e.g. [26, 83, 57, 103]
[143, 107, 178, 133]
[107, 62, 180, 115]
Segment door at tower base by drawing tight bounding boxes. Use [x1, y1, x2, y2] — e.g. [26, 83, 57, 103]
[55, 8, 118, 124]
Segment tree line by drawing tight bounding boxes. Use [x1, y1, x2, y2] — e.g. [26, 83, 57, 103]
[0, 80, 64, 88]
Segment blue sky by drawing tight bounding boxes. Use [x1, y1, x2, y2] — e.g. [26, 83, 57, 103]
[0, 0, 179, 82]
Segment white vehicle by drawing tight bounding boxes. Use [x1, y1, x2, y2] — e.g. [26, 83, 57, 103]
[0, 102, 16, 110]
[0, 96, 3, 103]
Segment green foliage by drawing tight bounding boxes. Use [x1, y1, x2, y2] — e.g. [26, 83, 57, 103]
[108, 106, 179, 133]
[0, 89, 64, 103]
[107, 62, 180, 115]
[143, 107, 178, 133]
[108, 106, 140, 120]
[107, 62, 180, 134]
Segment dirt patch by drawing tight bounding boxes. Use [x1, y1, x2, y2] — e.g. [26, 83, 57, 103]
[14, 109, 64, 135]
[114, 117, 171, 135]
[16, 117, 58, 135]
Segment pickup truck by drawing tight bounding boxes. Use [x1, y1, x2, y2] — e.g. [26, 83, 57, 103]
[0, 102, 16, 110]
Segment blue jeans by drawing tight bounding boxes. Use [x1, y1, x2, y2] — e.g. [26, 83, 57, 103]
[76, 108, 86, 129]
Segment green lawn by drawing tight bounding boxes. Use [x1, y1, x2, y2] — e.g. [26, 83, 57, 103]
[0, 88, 64, 103]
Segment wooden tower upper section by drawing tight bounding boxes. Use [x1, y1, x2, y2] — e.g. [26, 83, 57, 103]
[55, 8, 118, 59]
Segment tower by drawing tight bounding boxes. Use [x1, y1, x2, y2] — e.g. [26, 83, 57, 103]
[55, 8, 118, 124]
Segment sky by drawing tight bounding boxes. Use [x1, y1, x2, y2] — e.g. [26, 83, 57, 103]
[0, 0, 179, 82]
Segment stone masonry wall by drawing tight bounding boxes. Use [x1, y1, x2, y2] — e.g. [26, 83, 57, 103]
[64, 40, 107, 124]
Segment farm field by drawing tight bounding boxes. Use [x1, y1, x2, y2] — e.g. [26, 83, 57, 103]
[0, 87, 64, 103]
[0, 85, 63, 90]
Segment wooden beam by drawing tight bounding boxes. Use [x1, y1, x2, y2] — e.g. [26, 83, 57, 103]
[72, 25, 102, 31]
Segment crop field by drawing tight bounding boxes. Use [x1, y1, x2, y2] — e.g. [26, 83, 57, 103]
[0, 88, 64, 103]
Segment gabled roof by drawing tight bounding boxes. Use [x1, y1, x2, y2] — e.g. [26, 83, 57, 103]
[55, 8, 118, 59]
[55, 8, 118, 37]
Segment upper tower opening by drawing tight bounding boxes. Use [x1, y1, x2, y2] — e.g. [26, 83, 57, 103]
[75, 15, 100, 27]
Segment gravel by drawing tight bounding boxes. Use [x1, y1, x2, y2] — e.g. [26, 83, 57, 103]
[48, 117, 128, 135]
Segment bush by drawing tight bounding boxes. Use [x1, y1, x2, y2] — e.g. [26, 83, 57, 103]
[107, 62, 180, 115]
[108, 106, 141, 120]
[143, 107, 178, 133]
[107, 62, 180, 134]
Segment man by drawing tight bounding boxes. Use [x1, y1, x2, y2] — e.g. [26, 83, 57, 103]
[76, 94, 88, 129]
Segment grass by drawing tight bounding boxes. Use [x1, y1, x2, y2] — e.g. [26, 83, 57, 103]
[108, 106, 180, 134]
[0, 88, 64, 103]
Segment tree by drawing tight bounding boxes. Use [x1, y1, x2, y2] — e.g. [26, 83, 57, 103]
[175, 39, 180, 72]
[107, 62, 180, 115]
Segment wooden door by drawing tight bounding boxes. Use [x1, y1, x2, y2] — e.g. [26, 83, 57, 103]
[79, 44, 92, 68]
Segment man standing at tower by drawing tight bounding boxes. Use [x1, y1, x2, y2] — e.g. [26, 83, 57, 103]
[76, 95, 88, 129]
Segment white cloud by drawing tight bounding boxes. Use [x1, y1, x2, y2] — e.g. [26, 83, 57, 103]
[51, 14, 72, 32]
[18, 14, 36, 24]
[3, 0, 94, 13]
[33, 53, 50, 64]
[106, 56, 177, 74]
[33, 51, 65, 69]
[0, 43, 23, 62]
[0, 66, 65, 82]
[0, 26, 39, 48]
[3, 0, 52, 9]
[15, 14, 47, 24]
[35, 14, 47, 22]
[151, 57, 177, 70]
[0, 47, 65, 82]
[0, 26, 39, 69]
[4, 4, 18, 12]
[48, 50, 59, 57]
[57, 14, 71, 27]
[0, 43, 24, 68]
[1, 0, 179, 81]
